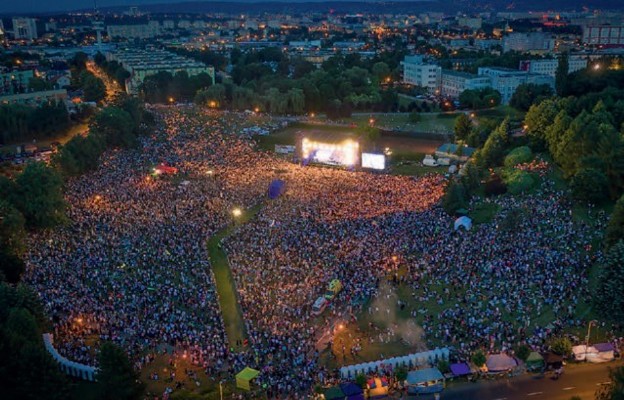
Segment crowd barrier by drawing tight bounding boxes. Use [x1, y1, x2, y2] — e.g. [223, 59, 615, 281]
[42, 333, 98, 381]
[339, 348, 450, 379]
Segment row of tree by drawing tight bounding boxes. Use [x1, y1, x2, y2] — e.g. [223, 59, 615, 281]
[0, 101, 69, 144]
[55, 95, 148, 176]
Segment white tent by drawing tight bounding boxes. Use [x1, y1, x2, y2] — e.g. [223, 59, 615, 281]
[572, 345, 587, 361]
[454, 216, 472, 231]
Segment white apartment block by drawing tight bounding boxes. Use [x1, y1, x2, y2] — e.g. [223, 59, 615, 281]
[107, 49, 215, 94]
[582, 25, 624, 46]
[503, 32, 554, 53]
[12, 18, 38, 40]
[478, 67, 555, 104]
[441, 70, 491, 99]
[519, 57, 588, 77]
[402, 56, 441, 93]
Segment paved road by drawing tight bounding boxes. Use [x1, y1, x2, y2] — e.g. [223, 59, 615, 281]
[437, 362, 621, 400]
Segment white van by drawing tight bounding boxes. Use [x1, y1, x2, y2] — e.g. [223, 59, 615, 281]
[312, 297, 328, 315]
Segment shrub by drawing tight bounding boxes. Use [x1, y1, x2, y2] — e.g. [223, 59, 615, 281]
[472, 350, 486, 367]
[515, 344, 531, 361]
[484, 174, 507, 196]
[503, 169, 537, 195]
[504, 146, 533, 168]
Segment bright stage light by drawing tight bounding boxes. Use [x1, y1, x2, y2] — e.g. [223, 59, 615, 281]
[301, 138, 359, 167]
[232, 208, 242, 217]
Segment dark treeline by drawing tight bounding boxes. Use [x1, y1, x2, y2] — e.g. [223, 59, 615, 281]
[0, 101, 69, 144]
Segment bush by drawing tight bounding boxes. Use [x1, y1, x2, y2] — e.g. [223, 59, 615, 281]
[484, 174, 507, 196]
[437, 360, 451, 374]
[550, 337, 572, 356]
[355, 373, 367, 388]
[442, 181, 468, 215]
[503, 169, 537, 195]
[472, 350, 486, 367]
[515, 344, 531, 362]
[570, 168, 609, 204]
[504, 146, 533, 168]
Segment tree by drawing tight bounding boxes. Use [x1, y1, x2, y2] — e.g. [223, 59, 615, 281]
[91, 107, 136, 148]
[478, 118, 509, 168]
[81, 73, 106, 103]
[442, 181, 468, 215]
[471, 350, 486, 368]
[524, 99, 560, 150]
[595, 241, 624, 324]
[0, 199, 26, 254]
[454, 113, 472, 142]
[96, 342, 145, 400]
[0, 283, 70, 400]
[14, 162, 66, 229]
[510, 83, 553, 112]
[372, 61, 391, 82]
[555, 52, 569, 96]
[570, 168, 609, 204]
[595, 365, 624, 400]
[606, 195, 624, 248]
[515, 344, 530, 362]
[504, 146, 533, 168]
[550, 337, 572, 356]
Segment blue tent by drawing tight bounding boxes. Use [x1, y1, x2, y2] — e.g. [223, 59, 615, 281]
[268, 179, 286, 199]
[339, 382, 363, 397]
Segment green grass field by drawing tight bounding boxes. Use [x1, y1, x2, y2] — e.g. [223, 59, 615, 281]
[206, 204, 263, 350]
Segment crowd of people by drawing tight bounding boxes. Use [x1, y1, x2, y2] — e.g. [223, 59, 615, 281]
[23, 106, 615, 398]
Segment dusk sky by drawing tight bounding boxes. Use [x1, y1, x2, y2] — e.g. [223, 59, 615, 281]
[2, 0, 384, 15]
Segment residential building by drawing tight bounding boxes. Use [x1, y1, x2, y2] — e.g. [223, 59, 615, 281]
[107, 21, 161, 39]
[107, 49, 215, 94]
[0, 70, 34, 96]
[519, 57, 587, 77]
[401, 56, 441, 93]
[478, 67, 554, 104]
[12, 18, 38, 40]
[582, 25, 624, 46]
[441, 70, 491, 99]
[503, 32, 554, 53]
[457, 17, 482, 30]
[0, 89, 67, 106]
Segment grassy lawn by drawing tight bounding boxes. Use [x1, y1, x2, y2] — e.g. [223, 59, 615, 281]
[206, 204, 263, 350]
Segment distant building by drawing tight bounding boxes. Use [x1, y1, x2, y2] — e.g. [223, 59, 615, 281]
[519, 57, 587, 77]
[108, 48, 215, 94]
[401, 56, 441, 94]
[582, 25, 624, 47]
[478, 67, 555, 104]
[503, 32, 554, 53]
[107, 21, 161, 39]
[441, 70, 491, 99]
[457, 17, 482, 30]
[0, 70, 34, 96]
[12, 18, 38, 40]
[0, 89, 67, 106]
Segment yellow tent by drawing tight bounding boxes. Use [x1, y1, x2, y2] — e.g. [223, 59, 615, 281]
[236, 367, 260, 391]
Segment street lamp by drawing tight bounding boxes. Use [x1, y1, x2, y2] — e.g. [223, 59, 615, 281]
[232, 208, 242, 218]
[168, 97, 175, 104]
[585, 320, 598, 359]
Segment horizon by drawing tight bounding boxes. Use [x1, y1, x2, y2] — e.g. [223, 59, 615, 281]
[2, 0, 434, 16]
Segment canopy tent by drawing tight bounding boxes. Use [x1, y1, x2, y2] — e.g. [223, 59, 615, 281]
[235, 367, 259, 391]
[368, 377, 389, 399]
[450, 362, 471, 376]
[486, 354, 518, 372]
[572, 345, 588, 361]
[525, 352, 544, 371]
[268, 179, 286, 199]
[454, 216, 472, 231]
[587, 343, 615, 363]
[324, 385, 346, 400]
[406, 368, 444, 395]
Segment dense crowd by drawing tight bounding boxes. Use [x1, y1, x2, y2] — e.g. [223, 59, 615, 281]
[23, 107, 611, 398]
